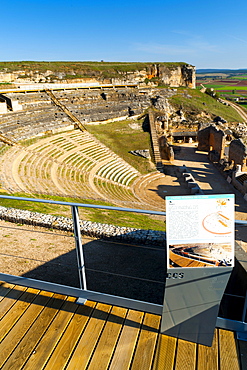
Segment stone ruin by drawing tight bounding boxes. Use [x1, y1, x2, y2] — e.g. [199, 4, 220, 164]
[152, 109, 247, 198]
[197, 125, 226, 161]
[196, 124, 247, 197]
[0, 93, 22, 112]
[1, 83, 247, 198]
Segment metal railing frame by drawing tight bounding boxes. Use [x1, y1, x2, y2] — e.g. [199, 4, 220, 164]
[0, 195, 165, 315]
[0, 195, 246, 332]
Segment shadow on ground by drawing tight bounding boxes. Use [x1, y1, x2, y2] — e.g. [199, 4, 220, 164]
[21, 234, 166, 305]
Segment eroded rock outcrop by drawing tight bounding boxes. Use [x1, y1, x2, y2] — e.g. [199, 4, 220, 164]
[154, 64, 195, 88]
[0, 63, 196, 88]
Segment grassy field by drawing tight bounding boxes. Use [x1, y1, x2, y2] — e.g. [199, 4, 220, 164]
[86, 91, 244, 167]
[204, 84, 247, 91]
[230, 75, 247, 79]
[85, 118, 155, 174]
[170, 88, 243, 122]
[200, 84, 230, 89]
[196, 72, 247, 107]
[0, 192, 165, 231]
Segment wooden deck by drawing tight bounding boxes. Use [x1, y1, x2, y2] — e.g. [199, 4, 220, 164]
[169, 250, 213, 268]
[0, 281, 245, 369]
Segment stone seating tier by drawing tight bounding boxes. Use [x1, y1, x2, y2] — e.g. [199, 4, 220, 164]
[0, 130, 148, 207]
[0, 89, 173, 209]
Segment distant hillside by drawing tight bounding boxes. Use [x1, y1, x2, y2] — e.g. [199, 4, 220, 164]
[197, 69, 247, 74]
[0, 61, 196, 88]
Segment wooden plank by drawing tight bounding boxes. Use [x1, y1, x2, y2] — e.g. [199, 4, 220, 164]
[131, 313, 161, 370]
[22, 296, 78, 370]
[0, 281, 15, 302]
[66, 302, 112, 369]
[197, 329, 218, 370]
[1, 293, 67, 370]
[175, 339, 196, 370]
[0, 287, 40, 342]
[0, 290, 54, 368]
[151, 334, 177, 370]
[169, 252, 210, 268]
[0, 284, 27, 319]
[87, 305, 128, 370]
[44, 300, 96, 370]
[109, 309, 144, 370]
[219, 329, 241, 370]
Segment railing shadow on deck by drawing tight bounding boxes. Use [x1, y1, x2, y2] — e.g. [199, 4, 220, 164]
[0, 195, 166, 316]
[0, 283, 160, 333]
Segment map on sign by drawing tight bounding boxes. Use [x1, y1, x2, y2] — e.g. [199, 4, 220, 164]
[166, 194, 235, 268]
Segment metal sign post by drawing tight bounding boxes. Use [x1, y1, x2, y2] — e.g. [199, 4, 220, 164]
[71, 205, 87, 292]
[161, 194, 234, 346]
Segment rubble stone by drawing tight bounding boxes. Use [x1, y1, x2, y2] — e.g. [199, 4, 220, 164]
[0, 206, 166, 246]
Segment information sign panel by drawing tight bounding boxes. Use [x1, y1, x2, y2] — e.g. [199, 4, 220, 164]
[166, 194, 234, 268]
[161, 194, 234, 345]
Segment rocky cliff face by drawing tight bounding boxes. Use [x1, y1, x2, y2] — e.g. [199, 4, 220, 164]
[0, 63, 196, 88]
[148, 64, 196, 88]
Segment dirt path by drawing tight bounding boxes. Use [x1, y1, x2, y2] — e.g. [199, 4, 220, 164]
[0, 219, 165, 303]
[0, 220, 78, 285]
[225, 99, 247, 122]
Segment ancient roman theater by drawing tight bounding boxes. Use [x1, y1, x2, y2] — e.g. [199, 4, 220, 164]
[0, 84, 178, 211]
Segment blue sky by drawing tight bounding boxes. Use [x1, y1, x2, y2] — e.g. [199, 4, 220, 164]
[2, 0, 247, 69]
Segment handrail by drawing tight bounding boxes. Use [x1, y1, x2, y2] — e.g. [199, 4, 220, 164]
[0, 194, 246, 222]
[0, 195, 166, 216]
[0, 194, 165, 315]
[0, 195, 246, 321]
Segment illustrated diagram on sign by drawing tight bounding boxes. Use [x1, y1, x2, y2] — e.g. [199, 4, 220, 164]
[202, 211, 232, 235]
[169, 242, 233, 268]
[166, 194, 235, 269]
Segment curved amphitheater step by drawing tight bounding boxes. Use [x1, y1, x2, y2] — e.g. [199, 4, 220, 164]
[132, 172, 167, 211]
[0, 145, 25, 193]
[0, 129, 157, 208]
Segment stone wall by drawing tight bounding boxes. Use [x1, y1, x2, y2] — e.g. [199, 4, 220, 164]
[229, 139, 247, 171]
[0, 93, 22, 112]
[197, 126, 247, 199]
[198, 125, 225, 159]
[210, 127, 226, 159]
[0, 101, 7, 113]
[0, 88, 176, 144]
[0, 206, 166, 246]
[231, 170, 247, 196]
[0, 94, 11, 109]
[53, 88, 151, 123]
[159, 136, 174, 161]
